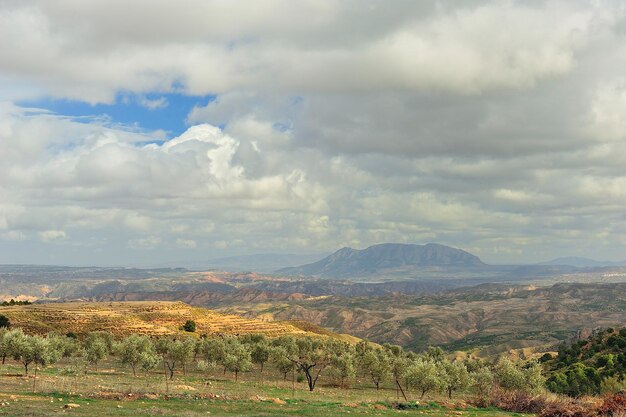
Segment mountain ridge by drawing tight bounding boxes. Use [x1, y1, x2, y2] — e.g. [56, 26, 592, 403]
[277, 243, 486, 278]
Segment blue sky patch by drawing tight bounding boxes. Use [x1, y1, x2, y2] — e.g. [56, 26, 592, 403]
[19, 93, 216, 138]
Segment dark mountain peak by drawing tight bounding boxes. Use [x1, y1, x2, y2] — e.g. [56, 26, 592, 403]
[277, 243, 485, 278]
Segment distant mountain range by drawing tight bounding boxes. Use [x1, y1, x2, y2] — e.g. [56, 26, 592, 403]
[277, 243, 486, 278]
[537, 256, 626, 268]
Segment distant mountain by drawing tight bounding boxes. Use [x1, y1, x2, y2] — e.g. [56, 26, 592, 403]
[277, 243, 486, 278]
[537, 256, 626, 268]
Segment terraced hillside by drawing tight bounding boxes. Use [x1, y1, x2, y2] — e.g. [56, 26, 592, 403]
[0, 301, 315, 338]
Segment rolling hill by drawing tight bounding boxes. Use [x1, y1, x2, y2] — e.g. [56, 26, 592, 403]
[277, 243, 486, 278]
[0, 301, 353, 340]
[214, 282, 626, 356]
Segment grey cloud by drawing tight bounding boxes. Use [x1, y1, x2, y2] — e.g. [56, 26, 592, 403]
[1, 1, 626, 264]
[0, 0, 608, 102]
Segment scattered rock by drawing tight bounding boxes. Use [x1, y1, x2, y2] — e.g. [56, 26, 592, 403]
[64, 403, 80, 409]
[175, 385, 197, 391]
[270, 397, 286, 405]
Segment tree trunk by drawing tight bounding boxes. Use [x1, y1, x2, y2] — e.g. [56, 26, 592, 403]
[234, 370, 238, 382]
[163, 360, 169, 394]
[165, 361, 175, 380]
[303, 366, 316, 392]
[32, 365, 38, 393]
[131, 364, 137, 377]
[396, 380, 408, 401]
[23, 361, 29, 376]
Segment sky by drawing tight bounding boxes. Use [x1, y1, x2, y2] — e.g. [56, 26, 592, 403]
[1, 0, 626, 266]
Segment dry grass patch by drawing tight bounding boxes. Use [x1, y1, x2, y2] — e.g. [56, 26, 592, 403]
[0, 301, 312, 338]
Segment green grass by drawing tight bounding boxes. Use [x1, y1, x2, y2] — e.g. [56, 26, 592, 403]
[0, 361, 532, 417]
[0, 395, 532, 417]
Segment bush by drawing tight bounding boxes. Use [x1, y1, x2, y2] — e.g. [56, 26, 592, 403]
[598, 391, 626, 416]
[491, 390, 594, 417]
[0, 314, 9, 328]
[182, 320, 196, 332]
[600, 376, 626, 394]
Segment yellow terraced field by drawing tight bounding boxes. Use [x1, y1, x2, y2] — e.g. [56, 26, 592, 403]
[0, 301, 314, 338]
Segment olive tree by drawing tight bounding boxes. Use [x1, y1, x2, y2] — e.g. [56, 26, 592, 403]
[115, 334, 156, 376]
[328, 350, 355, 389]
[47, 333, 78, 359]
[360, 349, 391, 391]
[250, 341, 271, 372]
[9, 333, 58, 391]
[84, 338, 107, 372]
[441, 360, 471, 399]
[273, 336, 333, 392]
[5, 329, 31, 374]
[0, 328, 14, 365]
[406, 358, 443, 398]
[155, 337, 195, 380]
[222, 338, 252, 381]
[386, 347, 410, 400]
[197, 337, 227, 371]
[471, 367, 494, 405]
[270, 345, 295, 381]
[493, 357, 527, 391]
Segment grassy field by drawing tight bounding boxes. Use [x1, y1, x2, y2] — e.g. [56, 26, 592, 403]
[0, 361, 532, 417]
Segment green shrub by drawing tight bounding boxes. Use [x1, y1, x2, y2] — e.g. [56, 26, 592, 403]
[182, 320, 196, 332]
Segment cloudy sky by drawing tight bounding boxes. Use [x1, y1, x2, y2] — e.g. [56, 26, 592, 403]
[1, 0, 626, 266]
